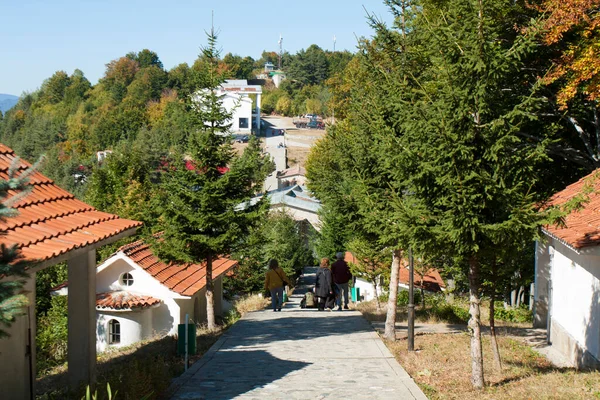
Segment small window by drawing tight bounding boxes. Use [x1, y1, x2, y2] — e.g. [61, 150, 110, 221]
[120, 272, 134, 286]
[108, 319, 120, 344]
[239, 118, 249, 129]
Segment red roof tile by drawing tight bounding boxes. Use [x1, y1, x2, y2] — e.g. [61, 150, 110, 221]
[118, 240, 237, 296]
[96, 291, 161, 310]
[544, 170, 600, 249]
[0, 144, 142, 263]
[344, 251, 445, 292]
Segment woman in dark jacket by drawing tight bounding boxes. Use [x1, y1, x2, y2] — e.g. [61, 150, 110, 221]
[315, 258, 334, 311]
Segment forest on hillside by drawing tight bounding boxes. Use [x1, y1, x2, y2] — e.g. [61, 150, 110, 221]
[0, 45, 351, 200]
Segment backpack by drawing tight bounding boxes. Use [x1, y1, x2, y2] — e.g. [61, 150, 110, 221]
[305, 291, 316, 308]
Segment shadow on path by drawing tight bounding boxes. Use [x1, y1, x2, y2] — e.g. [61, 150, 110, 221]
[172, 349, 309, 400]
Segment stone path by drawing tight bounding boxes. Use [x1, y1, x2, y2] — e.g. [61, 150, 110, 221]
[168, 267, 428, 400]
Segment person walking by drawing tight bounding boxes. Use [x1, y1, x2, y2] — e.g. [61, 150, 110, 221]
[315, 258, 334, 311]
[331, 252, 352, 311]
[264, 259, 292, 312]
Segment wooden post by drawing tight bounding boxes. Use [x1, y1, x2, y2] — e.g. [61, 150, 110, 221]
[408, 247, 415, 351]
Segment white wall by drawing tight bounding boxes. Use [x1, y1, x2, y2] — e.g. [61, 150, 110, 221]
[550, 240, 600, 362]
[96, 309, 150, 352]
[97, 256, 183, 299]
[221, 94, 253, 133]
[271, 205, 320, 230]
[354, 278, 375, 302]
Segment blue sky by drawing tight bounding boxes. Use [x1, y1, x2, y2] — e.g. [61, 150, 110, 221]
[1, 0, 393, 96]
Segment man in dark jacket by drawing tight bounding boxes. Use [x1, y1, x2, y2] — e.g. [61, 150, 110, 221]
[331, 252, 352, 310]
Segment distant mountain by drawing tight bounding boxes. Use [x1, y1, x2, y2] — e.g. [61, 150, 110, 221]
[0, 94, 18, 113]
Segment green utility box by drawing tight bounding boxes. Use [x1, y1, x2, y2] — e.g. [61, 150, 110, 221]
[351, 287, 360, 302]
[177, 323, 196, 355]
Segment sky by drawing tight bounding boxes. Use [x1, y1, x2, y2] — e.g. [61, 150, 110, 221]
[1, 0, 394, 96]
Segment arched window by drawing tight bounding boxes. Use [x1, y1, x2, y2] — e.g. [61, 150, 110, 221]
[120, 272, 134, 286]
[108, 319, 120, 344]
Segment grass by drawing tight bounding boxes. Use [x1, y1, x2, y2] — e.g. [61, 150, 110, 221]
[37, 295, 269, 400]
[356, 296, 531, 327]
[36, 295, 269, 399]
[232, 293, 270, 316]
[355, 296, 600, 399]
[386, 333, 600, 399]
[36, 326, 224, 400]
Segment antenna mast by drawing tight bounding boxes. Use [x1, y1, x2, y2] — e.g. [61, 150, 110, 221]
[278, 34, 283, 69]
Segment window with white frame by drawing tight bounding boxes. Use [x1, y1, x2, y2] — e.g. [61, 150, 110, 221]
[120, 272, 134, 286]
[108, 319, 120, 344]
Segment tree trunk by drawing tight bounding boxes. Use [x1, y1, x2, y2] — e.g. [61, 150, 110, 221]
[489, 295, 502, 371]
[420, 276, 425, 307]
[383, 248, 401, 341]
[373, 280, 381, 312]
[468, 256, 485, 389]
[489, 261, 502, 371]
[206, 253, 216, 330]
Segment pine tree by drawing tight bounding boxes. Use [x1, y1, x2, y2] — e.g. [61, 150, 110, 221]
[0, 159, 36, 338]
[389, 0, 551, 388]
[154, 30, 273, 329]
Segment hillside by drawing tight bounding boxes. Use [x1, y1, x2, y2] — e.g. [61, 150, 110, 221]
[0, 94, 18, 113]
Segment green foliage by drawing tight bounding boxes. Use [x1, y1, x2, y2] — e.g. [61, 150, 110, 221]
[347, 235, 391, 288]
[0, 159, 37, 338]
[226, 212, 315, 294]
[262, 212, 315, 278]
[422, 294, 471, 324]
[36, 295, 68, 372]
[494, 303, 532, 323]
[35, 263, 67, 316]
[154, 30, 272, 327]
[221, 53, 255, 80]
[396, 290, 421, 306]
[287, 45, 329, 86]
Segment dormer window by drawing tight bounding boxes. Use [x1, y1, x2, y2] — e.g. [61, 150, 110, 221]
[120, 272, 134, 287]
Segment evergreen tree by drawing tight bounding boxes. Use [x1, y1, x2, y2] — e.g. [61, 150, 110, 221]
[154, 30, 273, 329]
[0, 159, 36, 337]
[386, 0, 552, 388]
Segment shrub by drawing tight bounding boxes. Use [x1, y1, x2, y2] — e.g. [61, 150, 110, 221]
[234, 294, 269, 316]
[421, 294, 470, 324]
[397, 290, 422, 306]
[37, 295, 68, 372]
[494, 303, 532, 323]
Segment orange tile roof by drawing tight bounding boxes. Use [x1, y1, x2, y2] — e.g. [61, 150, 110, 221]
[0, 143, 142, 262]
[118, 240, 237, 296]
[96, 291, 161, 310]
[544, 170, 600, 249]
[344, 251, 445, 292]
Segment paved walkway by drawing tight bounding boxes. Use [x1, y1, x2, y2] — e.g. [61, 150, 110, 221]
[169, 267, 427, 399]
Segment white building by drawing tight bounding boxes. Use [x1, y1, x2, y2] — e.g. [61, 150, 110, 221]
[218, 80, 262, 132]
[55, 240, 236, 352]
[534, 170, 600, 368]
[272, 71, 287, 88]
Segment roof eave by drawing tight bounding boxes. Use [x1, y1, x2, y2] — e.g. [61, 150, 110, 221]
[28, 226, 140, 273]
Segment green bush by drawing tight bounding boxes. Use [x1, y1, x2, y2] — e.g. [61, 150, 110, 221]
[397, 290, 422, 306]
[494, 303, 532, 323]
[37, 295, 68, 372]
[421, 294, 470, 324]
